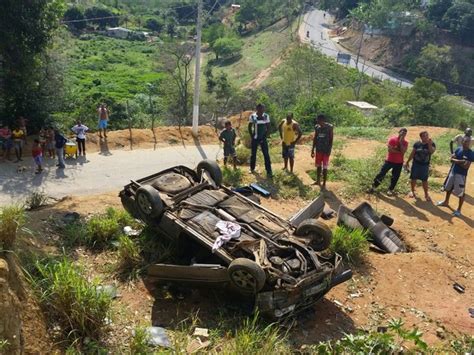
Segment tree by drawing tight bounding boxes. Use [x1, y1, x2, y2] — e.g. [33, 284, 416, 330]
[64, 6, 86, 31]
[427, 0, 453, 25]
[443, 2, 474, 43]
[166, 22, 176, 37]
[84, 6, 118, 30]
[202, 23, 226, 47]
[404, 77, 447, 125]
[415, 44, 459, 83]
[161, 43, 194, 126]
[0, 0, 65, 128]
[212, 37, 242, 60]
[145, 18, 164, 32]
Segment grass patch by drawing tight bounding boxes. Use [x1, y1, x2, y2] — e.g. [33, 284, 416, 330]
[129, 327, 152, 354]
[61, 207, 138, 249]
[330, 226, 369, 265]
[222, 167, 244, 187]
[25, 191, 49, 210]
[0, 205, 26, 250]
[27, 258, 113, 344]
[430, 131, 457, 166]
[335, 126, 390, 141]
[0, 339, 9, 353]
[314, 318, 427, 353]
[261, 170, 318, 200]
[308, 148, 410, 197]
[116, 235, 142, 278]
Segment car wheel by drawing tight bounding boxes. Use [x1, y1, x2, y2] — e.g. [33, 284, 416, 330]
[196, 159, 222, 186]
[152, 172, 192, 194]
[228, 258, 266, 295]
[120, 194, 140, 219]
[135, 185, 164, 222]
[295, 219, 332, 251]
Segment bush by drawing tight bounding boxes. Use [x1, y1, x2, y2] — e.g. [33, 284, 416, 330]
[25, 191, 49, 210]
[28, 258, 112, 342]
[116, 235, 141, 276]
[0, 205, 25, 249]
[222, 167, 243, 187]
[236, 144, 251, 164]
[129, 327, 152, 354]
[315, 318, 427, 353]
[330, 226, 369, 264]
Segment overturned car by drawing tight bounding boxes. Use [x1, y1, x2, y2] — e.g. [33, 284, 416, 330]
[119, 160, 352, 319]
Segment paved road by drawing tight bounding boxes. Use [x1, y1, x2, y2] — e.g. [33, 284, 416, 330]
[302, 9, 412, 88]
[0, 144, 221, 206]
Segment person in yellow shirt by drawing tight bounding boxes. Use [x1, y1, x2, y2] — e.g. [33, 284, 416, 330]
[278, 113, 302, 173]
[11, 126, 25, 162]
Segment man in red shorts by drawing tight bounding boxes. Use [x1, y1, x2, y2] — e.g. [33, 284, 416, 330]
[311, 114, 333, 189]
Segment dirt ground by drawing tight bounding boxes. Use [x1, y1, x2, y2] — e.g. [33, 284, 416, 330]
[10, 125, 474, 352]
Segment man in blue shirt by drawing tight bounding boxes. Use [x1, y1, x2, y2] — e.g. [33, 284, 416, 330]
[437, 136, 474, 217]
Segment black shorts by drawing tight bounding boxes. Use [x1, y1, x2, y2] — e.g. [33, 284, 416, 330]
[410, 162, 429, 181]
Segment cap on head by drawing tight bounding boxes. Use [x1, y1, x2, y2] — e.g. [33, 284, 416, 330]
[466, 127, 472, 136]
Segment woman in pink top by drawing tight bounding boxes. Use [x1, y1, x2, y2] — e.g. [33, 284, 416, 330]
[369, 128, 408, 195]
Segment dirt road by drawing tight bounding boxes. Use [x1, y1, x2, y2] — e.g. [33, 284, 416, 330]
[0, 144, 221, 206]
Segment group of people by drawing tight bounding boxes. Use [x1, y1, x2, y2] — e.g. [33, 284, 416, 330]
[219, 104, 473, 217]
[0, 103, 110, 174]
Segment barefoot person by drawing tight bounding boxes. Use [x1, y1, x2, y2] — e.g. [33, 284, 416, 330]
[450, 127, 472, 154]
[311, 114, 333, 188]
[278, 113, 302, 173]
[97, 103, 109, 138]
[219, 120, 237, 169]
[405, 131, 436, 201]
[0, 123, 12, 161]
[369, 128, 408, 195]
[11, 125, 25, 162]
[248, 103, 273, 178]
[438, 136, 474, 217]
[71, 120, 89, 156]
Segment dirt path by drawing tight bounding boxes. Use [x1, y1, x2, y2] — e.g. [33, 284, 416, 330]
[242, 55, 284, 89]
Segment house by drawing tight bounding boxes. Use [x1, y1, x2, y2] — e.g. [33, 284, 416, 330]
[231, 4, 241, 12]
[107, 27, 133, 39]
[346, 101, 378, 115]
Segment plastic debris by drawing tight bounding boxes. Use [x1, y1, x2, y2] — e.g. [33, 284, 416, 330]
[96, 285, 119, 299]
[123, 226, 140, 236]
[145, 327, 172, 348]
[193, 327, 209, 338]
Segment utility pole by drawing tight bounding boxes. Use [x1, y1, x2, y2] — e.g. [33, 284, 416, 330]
[192, 0, 203, 137]
[354, 24, 364, 70]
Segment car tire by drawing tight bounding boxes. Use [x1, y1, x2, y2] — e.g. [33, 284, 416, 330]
[135, 185, 164, 223]
[196, 159, 222, 187]
[228, 258, 266, 295]
[120, 194, 140, 219]
[295, 219, 332, 251]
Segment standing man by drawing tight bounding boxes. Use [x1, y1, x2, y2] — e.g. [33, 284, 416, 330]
[311, 114, 333, 188]
[450, 127, 472, 154]
[438, 136, 474, 217]
[279, 113, 302, 173]
[219, 120, 237, 169]
[404, 131, 436, 201]
[248, 104, 272, 178]
[97, 103, 109, 138]
[71, 120, 89, 157]
[369, 128, 408, 195]
[54, 129, 67, 169]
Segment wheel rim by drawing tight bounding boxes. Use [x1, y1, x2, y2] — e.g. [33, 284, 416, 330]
[137, 194, 152, 215]
[231, 270, 257, 291]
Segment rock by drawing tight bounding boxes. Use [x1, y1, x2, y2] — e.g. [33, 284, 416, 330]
[436, 327, 445, 339]
[62, 212, 80, 225]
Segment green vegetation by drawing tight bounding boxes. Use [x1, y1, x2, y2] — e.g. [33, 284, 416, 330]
[330, 226, 369, 265]
[222, 166, 244, 186]
[27, 258, 112, 343]
[0, 339, 9, 353]
[25, 191, 50, 211]
[129, 327, 152, 354]
[335, 126, 390, 141]
[0, 205, 26, 250]
[116, 235, 141, 277]
[315, 318, 428, 353]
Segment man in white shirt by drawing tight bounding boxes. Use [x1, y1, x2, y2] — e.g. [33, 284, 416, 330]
[71, 121, 89, 156]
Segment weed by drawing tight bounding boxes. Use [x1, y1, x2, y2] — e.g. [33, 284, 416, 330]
[450, 335, 474, 354]
[86, 215, 121, 247]
[235, 144, 251, 164]
[330, 226, 369, 265]
[27, 258, 112, 343]
[25, 191, 49, 210]
[0, 339, 9, 352]
[116, 235, 142, 277]
[0, 205, 26, 249]
[129, 327, 152, 354]
[314, 318, 427, 353]
[222, 167, 243, 187]
[430, 131, 456, 166]
[221, 314, 290, 354]
[105, 207, 137, 227]
[261, 170, 319, 200]
[137, 226, 176, 265]
[62, 222, 89, 247]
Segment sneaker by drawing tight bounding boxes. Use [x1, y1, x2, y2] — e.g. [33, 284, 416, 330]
[367, 187, 375, 194]
[436, 201, 447, 207]
[386, 190, 395, 196]
[452, 210, 461, 217]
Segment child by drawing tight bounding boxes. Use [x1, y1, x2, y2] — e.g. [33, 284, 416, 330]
[38, 127, 47, 150]
[219, 120, 237, 169]
[32, 139, 43, 174]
